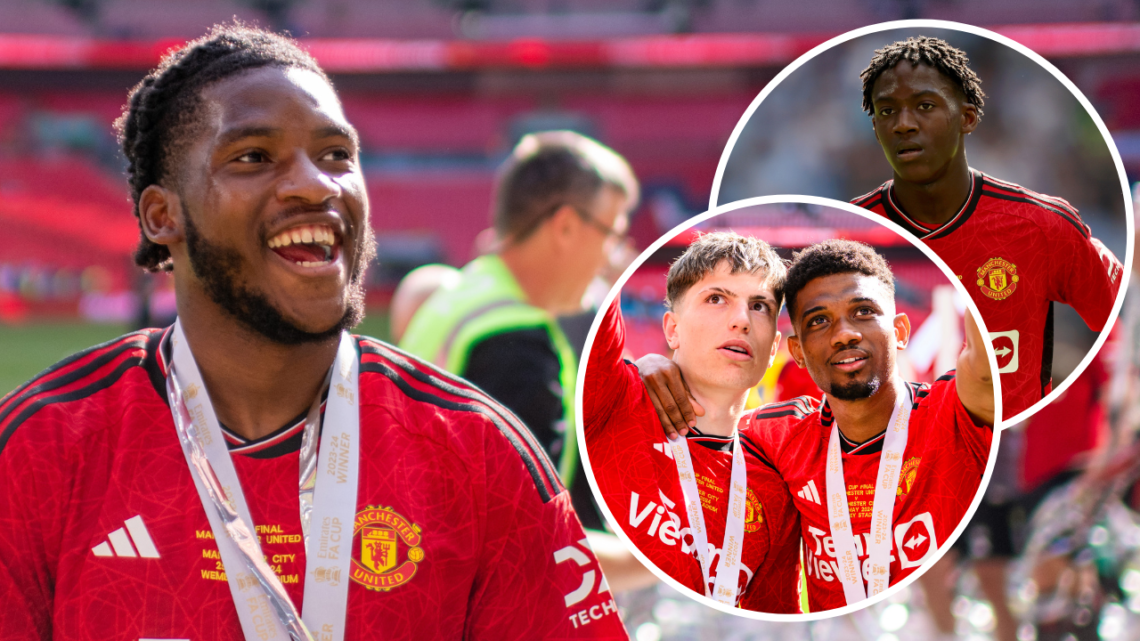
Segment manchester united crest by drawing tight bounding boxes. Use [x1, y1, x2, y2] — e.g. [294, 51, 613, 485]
[896, 457, 921, 498]
[976, 257, 1019, 301]
[350, 506, 425, 592]
[744, 488, 764, 533]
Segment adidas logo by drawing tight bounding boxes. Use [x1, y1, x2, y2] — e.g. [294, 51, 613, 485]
[797, 480, 822, 505]
[651, 442, 675, 459]
[91, 515, 160, 558]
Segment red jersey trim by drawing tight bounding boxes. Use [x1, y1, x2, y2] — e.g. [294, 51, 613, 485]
[0, 331, 157, 454]
[684, 428, 734, 452]
[752, 396, 818, 421]
[979, 177, 1090, 239]
[883, 170, 983, 241]
[851, 185, 885, 211]
[839, 430, 885, 455]
[221, 399, 328, 457]
[738, 432, 778, 471]
[358, 339, 564, 503]
[983, 174, 1081, 218]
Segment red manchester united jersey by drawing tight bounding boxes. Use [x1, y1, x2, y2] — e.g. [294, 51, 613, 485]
[583, 303, 801, 612]
[853, 170, 1124, 418]
[0, 329, 626, 640]
[743, 375, 992, 612]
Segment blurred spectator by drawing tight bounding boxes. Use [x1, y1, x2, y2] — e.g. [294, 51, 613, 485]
[398, 130, 655, 593]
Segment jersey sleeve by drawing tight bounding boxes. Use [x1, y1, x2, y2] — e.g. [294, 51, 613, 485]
[582, 302, 638, 441]
[743, 397, 817, 467]
[1049, 220, 1123, 332]
[466, 418, 628, 640]
[0, 405, 73, 640]
[922, 373, 994, 466]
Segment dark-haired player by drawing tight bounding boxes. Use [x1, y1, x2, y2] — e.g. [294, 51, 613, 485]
[0, 24, 625, 640]
[638, 240, 994, 610]
[584, 232, 802, 612]
[851, 36, 1123, 420]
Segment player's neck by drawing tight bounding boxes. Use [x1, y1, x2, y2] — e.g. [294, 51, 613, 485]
[828, 376, 907, 445]
[688, 383, 749, 438]
[175, 294, 339, 442]
[891, 155, 972, 227]
[500, 242, 583, 316]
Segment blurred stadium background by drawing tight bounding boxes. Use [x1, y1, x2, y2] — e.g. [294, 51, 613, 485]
[2, 1, 1139, 396]
[1, 2, 1139, 639]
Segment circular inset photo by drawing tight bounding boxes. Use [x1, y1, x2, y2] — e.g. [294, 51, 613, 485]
[712, 21, 1133, 426]
[577, 197, 1000, 619]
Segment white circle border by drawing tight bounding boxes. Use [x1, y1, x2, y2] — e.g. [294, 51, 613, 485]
[707, 19, 1135, 428]
[574, 194, 1003, 621]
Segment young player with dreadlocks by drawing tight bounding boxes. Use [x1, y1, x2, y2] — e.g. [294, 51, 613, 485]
[0, 23, 626, 640]
[851, 36, 1124, 420]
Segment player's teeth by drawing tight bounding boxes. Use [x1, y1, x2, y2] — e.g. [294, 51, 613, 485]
[268, 225, 337, 249]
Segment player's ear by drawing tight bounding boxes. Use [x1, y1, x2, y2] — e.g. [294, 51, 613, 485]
[893, 313, 911, 349]
[960, 102, 979, 135]
[767, 330, 782, 370]
[787, 334, 805, 368]
[663, 310, 680, 351]
[138, 184, 184, 247]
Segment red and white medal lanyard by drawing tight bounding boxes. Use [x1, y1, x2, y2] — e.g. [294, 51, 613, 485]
[824, 388, 912, 605]
[166, 321, 360, 641]
[670, 431, 748, 605]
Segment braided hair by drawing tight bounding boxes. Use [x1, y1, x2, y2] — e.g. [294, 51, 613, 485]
[115, 23, 329, 271]
[860, 36, 986, 118]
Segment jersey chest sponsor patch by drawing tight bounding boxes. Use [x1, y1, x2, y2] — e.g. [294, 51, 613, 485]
[349, 506, 425, 592]
[989, 330, 1020, 374]
[976, 257, 1020, 301]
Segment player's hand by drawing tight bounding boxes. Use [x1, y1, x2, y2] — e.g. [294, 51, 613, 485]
[634, 354, 704, 440]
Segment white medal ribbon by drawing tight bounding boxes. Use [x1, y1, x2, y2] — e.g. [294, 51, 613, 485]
[167, 321, 359, 641]
[670, 431, 748, 605]
[824, 387, 912, 605]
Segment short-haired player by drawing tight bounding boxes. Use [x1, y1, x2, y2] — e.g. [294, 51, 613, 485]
[584, 231, 803, 612]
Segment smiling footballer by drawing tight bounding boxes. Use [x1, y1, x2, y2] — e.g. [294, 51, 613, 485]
[0, 25, 626, 640]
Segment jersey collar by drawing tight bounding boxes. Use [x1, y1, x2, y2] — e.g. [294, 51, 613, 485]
[153, 324, 327, 458]
[883, 168, 983, 241]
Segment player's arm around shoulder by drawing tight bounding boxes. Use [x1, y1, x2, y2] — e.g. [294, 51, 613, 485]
[463, 404, 628, 640]
[954, 310, 995, 428]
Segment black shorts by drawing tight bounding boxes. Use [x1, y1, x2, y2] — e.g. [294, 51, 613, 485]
[952, 470, 1081, 560]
